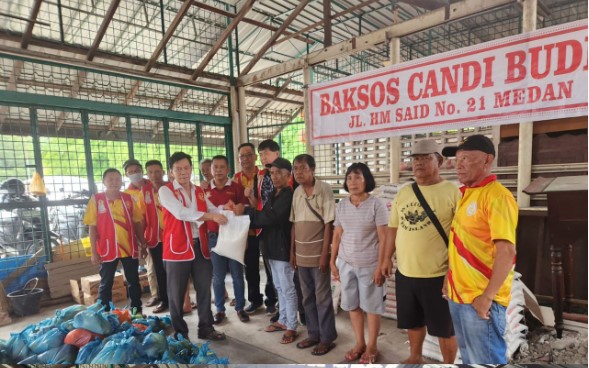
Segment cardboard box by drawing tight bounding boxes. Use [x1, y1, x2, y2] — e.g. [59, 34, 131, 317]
[70, 279, 84, 304]
[82, 286, 127, 306]
[81, 273, 125, 296]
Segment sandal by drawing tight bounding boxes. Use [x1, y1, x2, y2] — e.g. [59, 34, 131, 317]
[280, 330, 299, 344]
[358, 350, 379, 364]
[312, 342, 336, 356]
[296, 338, 319, 349]
[344, 347, 365, 361]
[191, 302, 198, 309]
[264, 322, 287, 332]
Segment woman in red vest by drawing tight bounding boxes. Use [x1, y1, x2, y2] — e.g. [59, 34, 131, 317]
[158, 151, 228, 341]
[83, 168, 147, 314]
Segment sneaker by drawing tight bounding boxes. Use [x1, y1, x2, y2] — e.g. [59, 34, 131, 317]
[265, 304, 277, 316]
[270, 312, 280, 323]
[237, 309, 250, 322]
[244, 301, 263, 314]
[213, 311, 226, 324]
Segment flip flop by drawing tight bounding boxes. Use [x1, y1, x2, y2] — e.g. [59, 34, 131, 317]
[296, 338, 319, 349]
[358, 350, 379, 364]
[264, 322, 287, 332]
[312, 342, 336, 356]
[280, 331, 299, 344]
[191, 302, 198, 310]
[344, 347, 365, 361]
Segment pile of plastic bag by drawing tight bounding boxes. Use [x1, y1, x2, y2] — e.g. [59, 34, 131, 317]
[0, 301, 228, 364]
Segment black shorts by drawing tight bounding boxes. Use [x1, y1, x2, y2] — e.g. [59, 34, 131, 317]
[395, 270, 454, 338]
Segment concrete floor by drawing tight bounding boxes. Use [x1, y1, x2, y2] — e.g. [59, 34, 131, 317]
[0, 270, 439, 364]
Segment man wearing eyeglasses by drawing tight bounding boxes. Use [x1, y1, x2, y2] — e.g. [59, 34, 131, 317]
[232, 143, 275, 314]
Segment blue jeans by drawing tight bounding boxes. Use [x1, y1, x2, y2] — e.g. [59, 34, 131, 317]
[448, 300, 507, 364]
[208, 232, 246, 312]
[268, 259, 298, 331]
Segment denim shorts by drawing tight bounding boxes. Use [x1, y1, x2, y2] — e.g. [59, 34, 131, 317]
[448, 299, 507, 364]
[337, 258, 385, 315]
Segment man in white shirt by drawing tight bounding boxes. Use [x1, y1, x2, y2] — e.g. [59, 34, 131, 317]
[159, 151, 228, 341]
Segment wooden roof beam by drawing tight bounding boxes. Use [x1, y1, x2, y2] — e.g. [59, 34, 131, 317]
[21, 0, 44, 49]
[191, 0, 314, 45]
[240, 0, 310, 76]
[190, 0, 256, 80]
[323, 0, 332, 47]
[273, 0, 382, 47]
[247, 77, 292, 125]
[145, 0, 193, 72]
[86, 0, 121, 61]
[237, 0, 515, 86]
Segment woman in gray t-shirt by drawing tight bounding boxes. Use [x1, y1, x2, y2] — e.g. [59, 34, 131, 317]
[330, 163, 389, 364]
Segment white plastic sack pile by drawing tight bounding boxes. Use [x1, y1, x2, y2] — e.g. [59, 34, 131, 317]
[421, 272, 528, 363]
[212, 210, 250, 265]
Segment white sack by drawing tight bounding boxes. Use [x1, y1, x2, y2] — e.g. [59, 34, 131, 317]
[213, 210, 250, 265]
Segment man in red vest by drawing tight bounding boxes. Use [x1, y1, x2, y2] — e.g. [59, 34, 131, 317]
[138, 160, 168, 313]
[158, 151, 228, 341]
[83, 168, 147, 314]
[123, 158, 160, 308]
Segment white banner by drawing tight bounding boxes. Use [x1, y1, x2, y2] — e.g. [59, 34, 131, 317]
[308, 20, 588, 145]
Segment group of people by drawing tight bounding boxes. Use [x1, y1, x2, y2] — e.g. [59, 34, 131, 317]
[83, 134, 517, 364]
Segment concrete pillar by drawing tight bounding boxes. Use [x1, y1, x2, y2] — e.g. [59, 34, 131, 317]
[230, 86, 241, 170]
[303, 64, 314, 156]
[238, 86, 248, 145]
[389, 37, 401, 184]
[516, 0, 537, 207]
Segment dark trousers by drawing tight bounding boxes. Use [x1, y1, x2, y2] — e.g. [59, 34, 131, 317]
[261, 244, 278, 307]
[244, 235, 263, 305]
[298, 266, 337, 343]
[164, 239, 214, 337]
[148, 242, 168, 305]
[99, 256, 141, 310]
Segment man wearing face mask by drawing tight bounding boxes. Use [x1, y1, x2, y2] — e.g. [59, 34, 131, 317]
[123, 159, 159, 308]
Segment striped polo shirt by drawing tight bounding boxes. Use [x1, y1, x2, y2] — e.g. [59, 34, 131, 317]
[334, 195, 389, 267]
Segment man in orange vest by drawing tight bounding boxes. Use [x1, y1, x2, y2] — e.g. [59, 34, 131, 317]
[138, 160, 168, 313]
[158, 151, 228, 341]
[83, 168, 147, 313]
[123, 158, 160, 308]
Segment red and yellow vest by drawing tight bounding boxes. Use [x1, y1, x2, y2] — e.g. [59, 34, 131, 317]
[142, 181, 164, 247]
[94, 192, 138, 262]
[161, 182, 210, 261]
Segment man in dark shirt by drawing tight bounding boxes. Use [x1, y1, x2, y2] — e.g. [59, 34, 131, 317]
[234, 158, 299, 345]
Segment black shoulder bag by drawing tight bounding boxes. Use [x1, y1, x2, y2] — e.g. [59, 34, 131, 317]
[411, 182, 449, 246]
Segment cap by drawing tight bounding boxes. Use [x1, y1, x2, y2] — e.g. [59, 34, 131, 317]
[410, 139, 441, 156]
[266, 157, 292, 172]
[441, 134, 495, 157]
[123, 159, 142, 171]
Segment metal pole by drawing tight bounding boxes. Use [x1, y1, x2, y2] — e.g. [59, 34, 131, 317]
[81, 110, 97, 195]
[29, 107, 53, 261]
[163, 119, 171, 170]
[389, 37, 401, 184]
[303, 63, 313, 156]
[237, 86, 247, 144]
[125, 115, 134, 158]
[517, 0, 537, 207]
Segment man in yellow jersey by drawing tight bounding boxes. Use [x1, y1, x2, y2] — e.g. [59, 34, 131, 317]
[380, 139, 460, 363]
[441, 135, 518, 364]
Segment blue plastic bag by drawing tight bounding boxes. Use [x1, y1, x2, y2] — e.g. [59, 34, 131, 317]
[28, 327, 67, 354]
[91, 338, 136, 363]
[140, 330, 168, 359]
[75, 337, 102, 364]
[73, 309, 113, 335]
[55, 304, 87, 325]
[8, 332, 32, 361]
[49, 344, 78, 364]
